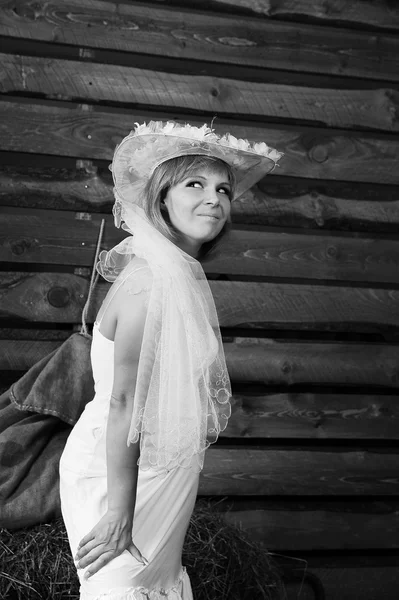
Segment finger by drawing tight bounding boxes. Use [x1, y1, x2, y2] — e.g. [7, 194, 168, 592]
[77, 543, 112, 570]
[77, 530, 95, 551]
[83, 551, 115, 579]
[128, 543, 148, 565]
[75, 538, 101, 561]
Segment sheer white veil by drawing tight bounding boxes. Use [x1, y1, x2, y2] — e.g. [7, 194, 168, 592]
[97, 189, 231, 472]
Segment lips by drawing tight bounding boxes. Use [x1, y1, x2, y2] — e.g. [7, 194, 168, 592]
[198, 214, 220, 220]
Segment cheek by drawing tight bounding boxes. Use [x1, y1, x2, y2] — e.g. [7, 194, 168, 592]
[169, 197, 191, 219]
[222, 198, 232, 219]
[178, 198, 199, 221]
[171, 203, 198, 232]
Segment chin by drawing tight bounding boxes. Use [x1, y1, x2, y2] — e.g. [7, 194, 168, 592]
[197, 224, 223, 239]
[197, 233, 220, 245]
[182, 222, 225, 247]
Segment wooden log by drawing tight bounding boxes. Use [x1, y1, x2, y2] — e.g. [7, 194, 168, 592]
[224, 337, 399, 387]
[2, 334, 399, 387]
[219, 499, 399, 550]
[0, 162, 112, 211]
[1, 100, 399, 185]
[0, 208, 123, 266]
[1, 274, 398, 336]
[211, 281, 399, 334]
[1, 34, 395, 94]
[2, 338, 399, 439]
[212, 228, 399, 283]
[3, 207, 399, 285]
[1, 1, 399, 81]
[2, 53, 399, 132]
[306, 565, 399, 600]
[148, 0, 399, 31]
[2, 164, 399, 235]
[239, 178, 399, 233]
[227, 392, 399, 440]
[200, 446, 399, 495]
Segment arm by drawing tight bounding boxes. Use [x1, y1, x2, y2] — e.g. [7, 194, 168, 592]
[106, 297, 146, 517]
[75, 275, 151, 578]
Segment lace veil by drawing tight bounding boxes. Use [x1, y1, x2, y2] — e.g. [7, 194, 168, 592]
[96, 120, 283, 472]
[97, 192, 232, 472]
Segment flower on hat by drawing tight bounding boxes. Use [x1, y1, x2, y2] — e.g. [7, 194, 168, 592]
[112, 119, 283, 203]
[124, 120, 282, 178]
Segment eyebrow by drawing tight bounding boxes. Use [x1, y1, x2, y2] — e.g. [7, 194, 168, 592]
[186, 175, 231, 187]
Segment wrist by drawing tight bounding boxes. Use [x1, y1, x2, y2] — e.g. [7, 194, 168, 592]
[107, 505, 134, 519]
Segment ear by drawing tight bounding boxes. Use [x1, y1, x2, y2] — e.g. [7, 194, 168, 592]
[160, 187, 169, 208]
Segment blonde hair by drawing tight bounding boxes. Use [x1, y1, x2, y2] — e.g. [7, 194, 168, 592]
[143, 155, 235, 261]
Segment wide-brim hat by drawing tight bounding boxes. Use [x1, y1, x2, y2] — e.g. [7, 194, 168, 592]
[111, 121, 283, 202]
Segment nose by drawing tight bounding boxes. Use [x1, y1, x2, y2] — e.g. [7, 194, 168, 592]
[204, 189, 220, 206]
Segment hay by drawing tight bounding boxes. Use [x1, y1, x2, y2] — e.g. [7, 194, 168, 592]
[0, 501, 284, 600]
[183, 501, 284, 600]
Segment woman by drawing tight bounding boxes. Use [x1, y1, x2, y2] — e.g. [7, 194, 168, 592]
[59, 120, 282, 599]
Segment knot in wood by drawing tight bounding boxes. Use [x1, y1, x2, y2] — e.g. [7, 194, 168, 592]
[326, 245, 338, 258]
[47, 286, 71, 308]
[309, 144, 329, 163]
[76, 160, 98, 175]
[10, 238, 34, 256]
[75, 212, 92, 221]
[281, 361, 292, 375]
[218, 36, 256, 47]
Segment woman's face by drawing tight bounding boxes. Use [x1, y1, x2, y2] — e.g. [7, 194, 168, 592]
[163, 166, 232, 257]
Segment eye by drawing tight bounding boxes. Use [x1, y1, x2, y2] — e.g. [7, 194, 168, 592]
[218, 186, 230, 196]
[186, 180, 232, 200]
[217, 186, 232, 202]
[186, 180, 203, 189]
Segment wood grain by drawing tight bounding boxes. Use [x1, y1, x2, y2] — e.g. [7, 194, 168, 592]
[224, 337, 399, 388]
[2, 336, 399, 388]
[1, 100, 399, 185]
[0, 208, 123, 266]
[306, 565, 399, 600]
[212, 228, 399, 283]
[2, 164, 399, 234]
[227, 392, 399, 440]
[2, 53, 399, 132]
[200, 446, 399, 495]
[210, 282, 399, 334]
[2, 339, 398, 439]
[1, 274, 398, 337]
[0, 162, 113, 211]
[1, 1, 398, 81]
[237, 180, 399, 233]
[3, 207, 399, 285]
[221, 500, 399, 550]
[225, 338, 399, 390]
[147, 0, 399, 31]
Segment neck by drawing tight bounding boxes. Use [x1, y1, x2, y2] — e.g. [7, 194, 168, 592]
[175, 239, 201, 259]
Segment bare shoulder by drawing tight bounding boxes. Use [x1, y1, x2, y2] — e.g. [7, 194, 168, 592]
[116, 258, 153, 328]
[114, 260, 154, 363]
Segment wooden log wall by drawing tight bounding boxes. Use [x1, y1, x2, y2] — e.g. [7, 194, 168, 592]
[1, 0, 399, 597]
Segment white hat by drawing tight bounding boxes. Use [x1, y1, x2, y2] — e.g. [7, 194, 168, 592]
[111, 120, 283, 202]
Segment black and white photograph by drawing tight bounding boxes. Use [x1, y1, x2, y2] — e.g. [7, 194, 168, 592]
[0, 1, 399, 599]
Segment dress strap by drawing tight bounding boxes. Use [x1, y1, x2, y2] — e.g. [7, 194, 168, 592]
[95, 266, 149, 327]
[80, 218, 105, 338]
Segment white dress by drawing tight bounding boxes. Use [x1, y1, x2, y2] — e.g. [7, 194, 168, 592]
[59, 279, 200, 599]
